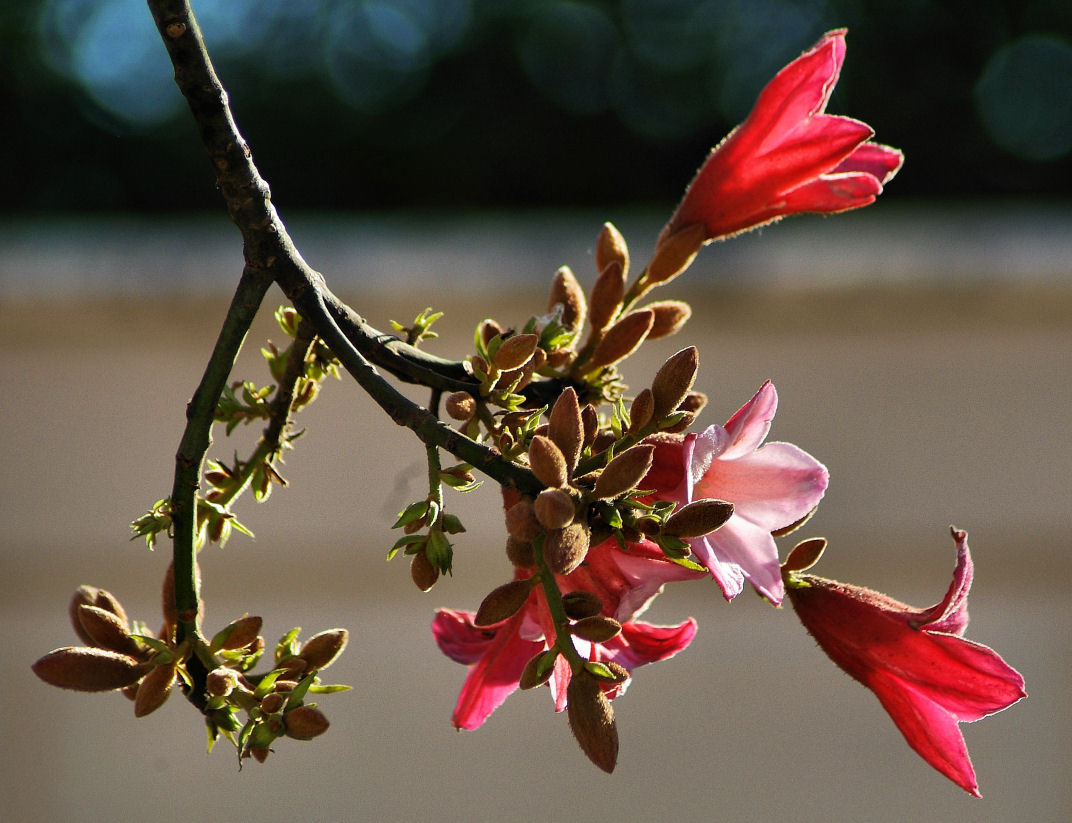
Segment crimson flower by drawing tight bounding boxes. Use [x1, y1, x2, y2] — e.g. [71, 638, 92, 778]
[647, 381, 829, 604]
[783, 528, 1026, 796]
[658, 28, 903, 255]
[432, 538, 700, 730]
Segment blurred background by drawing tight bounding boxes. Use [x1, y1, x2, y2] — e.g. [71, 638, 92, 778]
[2, 1, 1070, 821]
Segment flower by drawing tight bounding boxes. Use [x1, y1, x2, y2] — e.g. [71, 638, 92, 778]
[432, 538, 700, 730]
[653, 28, 903, 277]
[648, 381, 829, 604]
[783, 528, 1026, 796]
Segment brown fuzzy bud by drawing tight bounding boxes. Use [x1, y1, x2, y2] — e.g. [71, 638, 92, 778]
[478, 319, 503, 347]
[595, 222, 629, 280]
[212, 615, 263, 652]
[593, 445, 655, 500]
[782, 537, 827, 573]
[581, 404, 599, 448]
[545, 522, 591, 575]
[69, 586, 128, 646]
[76, 605, 141, 657]
[629, 388, 654, 433]
[534, 487, 576, 530]
[445, 391, 476, 421]
[134, 661, 177, 717]
[529, 435, 569, 488]
[519, 649, 557, 690]
[206, 667, 238, 697]
[570, 616, 622, 643]
[260, 692, 286, 715]
[474, 578, 537, 626]
[590, 430, 617, 456]
[299, 629, 349, 670]
[650, 346, 699, 421]
[32, 646, 148, 692]
[567, 671, 619, 773]
[646, 222, 705, 285]
[561, 590, 604, 620]
[548, 265, 587, 331]
[771, 506, 819, 538]
[588, 260, 626, 332]
[663, 499, 735, 539]
[678, 390, 708, 415]
[505, 536, 536, 569]
[504, 498, 543, 543]
[410, 550, 439, 592]
[644, 300, 692, 340]
[494, 333, 540, 371]
[548, 387, 584, 471]
[587, 309, 654, 371]
[284, 705, 330, 740]
[250, 747, 271, 764]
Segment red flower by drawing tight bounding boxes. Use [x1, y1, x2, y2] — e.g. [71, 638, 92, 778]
[656, 29, 903, 262]
[783, 528, 1026, 796]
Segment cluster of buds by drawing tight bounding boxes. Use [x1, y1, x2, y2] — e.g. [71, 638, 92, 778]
[32, 567, 350, 764]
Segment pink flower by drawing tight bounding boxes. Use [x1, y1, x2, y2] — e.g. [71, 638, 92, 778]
[649, 381, 829, 604]
[783, 528, 1026, 796]
[658, 29, 903, 251]
[432, 538, 700, 730]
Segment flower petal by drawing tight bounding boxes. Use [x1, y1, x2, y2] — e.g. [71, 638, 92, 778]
[603, 618, 699, 670]
[699, 517, 784, 603]
[432, 609, 498, 665]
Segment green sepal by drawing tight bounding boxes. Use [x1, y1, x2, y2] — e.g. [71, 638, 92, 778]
[284, 672, 317, 710]
[440, 513, 467, 535]
[274, 627, 301, 662]
[583, 660, 616, 680]
[308, 683, 353, 694]
[387, 534, 427, 561]
[253, 668, 287, 700]
[392, 500, 429, 529]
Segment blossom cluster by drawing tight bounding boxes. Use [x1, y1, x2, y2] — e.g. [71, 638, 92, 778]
[430, 30, 1024, 794]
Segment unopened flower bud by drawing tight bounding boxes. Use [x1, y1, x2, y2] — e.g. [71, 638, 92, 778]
[474, 578, 537, 626]
[644, 300, 692, 339]
[478, 319, 503, 347]
[504, 498, 543, 543]
[534, 488, 576, 530]
[519, 649, 557, 690]
[299, 629, 349, 670]
[272, 679, 301, 694]
[69, 586, 129, 646]
[548, 387, 584, 471]
[678, 390, 707, 415]
[663, 499, 735, 539]
[590, 430, 617, 455]
[561, 590, 604, 620]
[32, 646, 148, 692]
[206, 667, 238, 697]
[570, 616, 622, 643]
[782, 537, 828, 573]
[566, 670, 619, 773]
[445, 391, 476, 421]
[284, 705, 330, 740]
[595, 222, 629, 280]
[250, 747, 271, 763]
[211, 615, 263, 652]
[410, 550, 439, 592]
[661, 410, 696, 434]
[651, 346, 699, 421]
[545, 522, 590, 575]
[646, 222, 705, 285]
[587, 309, 654, 372]
[505, 536, 535, 569]
[593, 445, 655, 500]
[629, 388, 654, 432]
[548, 265, 587, 331]
[528, 435, 569, 488]
[134, 661, 177, 717]
[259, 691, 286, 714]
[494, 333, 540, 371]
[581, 404, 599, 448]
[76, 604, 141, 657]
[588, 260, 626, 332]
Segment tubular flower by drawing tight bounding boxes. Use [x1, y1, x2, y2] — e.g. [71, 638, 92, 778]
[432, 538, 700, 730]
[648, 381, 829, 604]
[783, 528, 1026, 796]
[657, 28, 903, 260]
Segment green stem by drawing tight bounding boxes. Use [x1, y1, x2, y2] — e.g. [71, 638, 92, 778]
[532, 536, 585, 673]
